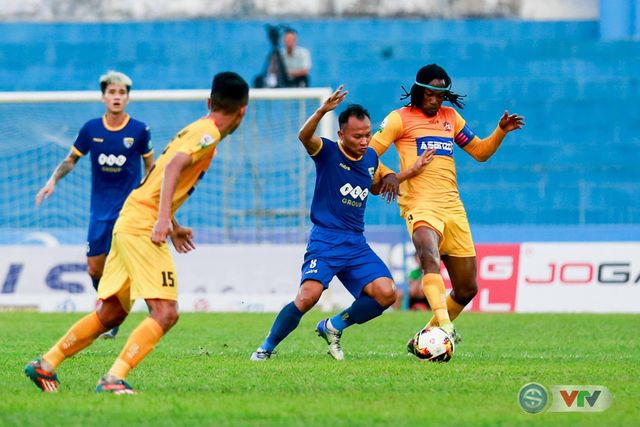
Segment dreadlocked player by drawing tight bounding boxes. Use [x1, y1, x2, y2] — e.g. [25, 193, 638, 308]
[370, 64, 524, 351]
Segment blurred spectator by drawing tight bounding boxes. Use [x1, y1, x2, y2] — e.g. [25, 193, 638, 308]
[282, 28, 312, 87]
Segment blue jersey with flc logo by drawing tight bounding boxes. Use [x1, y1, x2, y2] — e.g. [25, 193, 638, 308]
[72, 115, 152, 221]
[309, 138, 379, 233]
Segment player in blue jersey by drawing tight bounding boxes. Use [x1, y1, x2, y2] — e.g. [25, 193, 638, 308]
[251, 86, 434, 361]
[35, 71, 154, 338]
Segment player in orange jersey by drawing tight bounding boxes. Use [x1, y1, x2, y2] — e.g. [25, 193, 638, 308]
[370, 64, 524, 347]
[25, 72, 249, 394]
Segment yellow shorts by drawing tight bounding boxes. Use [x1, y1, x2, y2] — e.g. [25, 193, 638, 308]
[97, 232, 178, 312]
[403, 204, 476, 257]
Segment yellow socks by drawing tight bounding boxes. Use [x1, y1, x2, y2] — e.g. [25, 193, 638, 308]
[42, 311, 107, 370]
[428, 294, 467, 327]
[422, 273, 449, 326]
[109, 317, 164, 380]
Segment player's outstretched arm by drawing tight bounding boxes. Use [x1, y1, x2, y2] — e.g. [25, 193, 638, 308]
[371, 162, 401, 202]
[298, 85, 347, 155]
[372, 149, 434, 202]
[463, 111, 525, 162]
[498, 111, 525, 133]
[151, 152, 192, 246]
[143, 154, 154, 175]
[398, 149, 435, 182]
[35, 151, 80, 206]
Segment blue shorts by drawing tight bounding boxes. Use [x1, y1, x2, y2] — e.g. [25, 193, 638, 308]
[300, 226, 392, 298]
[86, 219, 116, 257]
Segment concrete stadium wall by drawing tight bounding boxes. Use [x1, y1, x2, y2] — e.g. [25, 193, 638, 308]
[0, 0, 598, 21]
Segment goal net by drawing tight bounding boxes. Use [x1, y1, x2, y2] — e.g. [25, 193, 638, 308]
[0, 88, 334, 244]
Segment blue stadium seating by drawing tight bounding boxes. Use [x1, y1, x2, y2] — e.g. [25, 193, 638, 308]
[0, 19, 638, 238]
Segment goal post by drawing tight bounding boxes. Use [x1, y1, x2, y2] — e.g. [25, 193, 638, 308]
[0, 87, 334, 244]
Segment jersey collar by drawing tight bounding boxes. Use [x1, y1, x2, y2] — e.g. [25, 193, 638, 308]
[338, 140, 363, 161]
[102, 114, 130, 132]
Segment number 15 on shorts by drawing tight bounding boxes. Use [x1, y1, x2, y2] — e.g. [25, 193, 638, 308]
[161, 271, 175, 287]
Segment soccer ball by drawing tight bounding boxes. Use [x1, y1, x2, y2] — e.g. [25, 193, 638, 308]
[411, 326, 455, 362]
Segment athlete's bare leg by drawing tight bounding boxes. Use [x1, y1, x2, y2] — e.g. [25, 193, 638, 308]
[441, 255, 478, 308]
[87, 254, 107, 284]
[363, 277, 397, 308]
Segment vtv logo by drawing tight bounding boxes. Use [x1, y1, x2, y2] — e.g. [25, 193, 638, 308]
[340, 183, 368, 201]
[98, 153, 127, 167]
[549, 386, 612, 412]
[560, 390, 600, 408]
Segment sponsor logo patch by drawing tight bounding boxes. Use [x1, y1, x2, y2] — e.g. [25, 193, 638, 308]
[416, 136, 454, 157]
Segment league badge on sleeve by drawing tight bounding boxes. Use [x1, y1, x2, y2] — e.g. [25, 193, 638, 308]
[200, 133, 215, 148]
[376, 117, 388, 134]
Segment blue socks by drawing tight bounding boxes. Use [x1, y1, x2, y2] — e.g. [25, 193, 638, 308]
[260, 296, 386, 351]
[329, 294, 386, 332]
[261, 302, 304, 352]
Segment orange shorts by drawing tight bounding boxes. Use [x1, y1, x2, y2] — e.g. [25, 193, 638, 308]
[402, 203, 476, 257]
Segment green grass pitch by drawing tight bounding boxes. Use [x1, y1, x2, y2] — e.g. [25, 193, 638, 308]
[1, 311, 638, 426]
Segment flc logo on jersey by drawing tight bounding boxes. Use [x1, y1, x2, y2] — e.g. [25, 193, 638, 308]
[340, 183, 369, 208]
[340, 183, 369, 201]
[200, 133, 215, 148]
[123, 137, 134, 149]
[98, 153, 127, 167]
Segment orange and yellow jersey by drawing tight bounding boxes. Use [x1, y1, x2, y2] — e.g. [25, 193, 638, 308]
[370, 106, 476, 211]
[114, 116, 221, 236]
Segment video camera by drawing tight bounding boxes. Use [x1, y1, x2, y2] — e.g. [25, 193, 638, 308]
[266, 24, 281, 48]
[253, 24, 291, 88]
[265, 24, 294, 48]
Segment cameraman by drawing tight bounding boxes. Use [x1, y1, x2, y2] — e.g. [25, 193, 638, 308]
[281, 28, 312, 87]
[254, 25, 290, 88]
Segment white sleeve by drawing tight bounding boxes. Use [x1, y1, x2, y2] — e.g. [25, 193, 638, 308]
[301, 47, 312, 70]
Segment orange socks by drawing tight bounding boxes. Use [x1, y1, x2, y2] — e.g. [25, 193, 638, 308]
[422, 273, 449, 326]
[428, 295, 466, 327]
[109, 317, 164, 380]
[42, 311, 107, 370]
[446, 295, 466, 321]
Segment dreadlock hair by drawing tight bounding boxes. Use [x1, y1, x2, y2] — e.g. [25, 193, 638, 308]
[400, 64, 466, 109]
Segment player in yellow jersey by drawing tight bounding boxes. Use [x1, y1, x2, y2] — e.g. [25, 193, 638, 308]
[370, 64, 524, 348]
[24, 72, 249, 394]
